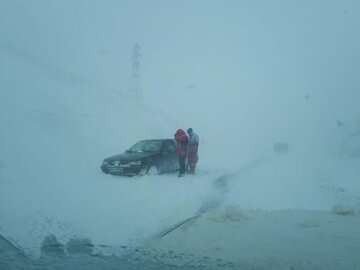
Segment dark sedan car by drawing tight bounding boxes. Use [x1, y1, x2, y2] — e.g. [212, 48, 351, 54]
[101, 139, 179, 176]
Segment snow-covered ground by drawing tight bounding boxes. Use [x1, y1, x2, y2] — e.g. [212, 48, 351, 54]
[1, 1, 360, 269]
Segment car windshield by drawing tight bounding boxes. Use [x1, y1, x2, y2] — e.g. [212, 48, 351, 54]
[128, 140, 162, 153]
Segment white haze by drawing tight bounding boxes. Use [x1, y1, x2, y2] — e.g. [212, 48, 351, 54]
[1, 0, 360, 268]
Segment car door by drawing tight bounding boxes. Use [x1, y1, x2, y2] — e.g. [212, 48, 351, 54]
[160, 140, 179, 172]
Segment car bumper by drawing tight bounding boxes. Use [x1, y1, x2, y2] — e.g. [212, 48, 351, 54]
[101, 164, 142, 176]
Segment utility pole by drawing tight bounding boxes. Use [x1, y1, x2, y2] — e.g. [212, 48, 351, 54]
[130, 43, 142, 101]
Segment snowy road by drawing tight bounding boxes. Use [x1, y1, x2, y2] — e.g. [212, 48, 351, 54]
[2, 154, 360, 270]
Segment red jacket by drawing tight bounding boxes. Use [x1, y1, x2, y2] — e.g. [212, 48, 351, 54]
[174, 129, 188, 157]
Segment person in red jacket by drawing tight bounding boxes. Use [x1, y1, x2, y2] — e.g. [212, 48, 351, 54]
[174, 129, 188, 177]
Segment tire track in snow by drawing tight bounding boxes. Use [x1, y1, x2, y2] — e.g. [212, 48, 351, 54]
[156, 157, 267, 239]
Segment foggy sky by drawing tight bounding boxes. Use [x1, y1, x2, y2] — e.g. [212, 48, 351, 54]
[1, 0, 360, 160]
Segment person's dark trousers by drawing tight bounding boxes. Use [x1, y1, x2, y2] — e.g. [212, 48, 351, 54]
[178, 156, 186, 176]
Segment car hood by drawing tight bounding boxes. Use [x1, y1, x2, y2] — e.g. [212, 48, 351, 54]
[104, 151, 157, 163]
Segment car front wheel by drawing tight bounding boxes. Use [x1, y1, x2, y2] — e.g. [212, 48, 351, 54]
[138, 165, 158, 176]
[146, 166, 159, 176]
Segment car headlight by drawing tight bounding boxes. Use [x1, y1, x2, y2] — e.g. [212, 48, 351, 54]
[112, 161, 121, 166]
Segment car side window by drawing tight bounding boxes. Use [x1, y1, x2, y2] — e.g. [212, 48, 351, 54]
[163, 140, 176, 152]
